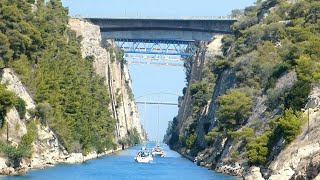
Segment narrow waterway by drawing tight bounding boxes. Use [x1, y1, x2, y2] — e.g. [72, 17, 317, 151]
[2, 142, 236, 180]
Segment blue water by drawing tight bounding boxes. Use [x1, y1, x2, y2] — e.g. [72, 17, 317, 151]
[2, 143, 235, 180]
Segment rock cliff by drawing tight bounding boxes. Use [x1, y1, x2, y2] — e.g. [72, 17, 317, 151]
[68, 18, 143, 140]
[0, 19, 142, 175]
[168, 39, 320, 179]
[165, 1, 320, 177]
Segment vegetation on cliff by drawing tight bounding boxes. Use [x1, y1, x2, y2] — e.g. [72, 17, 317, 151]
[0, 84, 16, 128]
[0, 0, 115, 154]
[166, 0, 320, 168]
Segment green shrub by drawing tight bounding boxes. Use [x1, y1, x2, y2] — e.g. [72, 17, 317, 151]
[190, 82, 210, 116]
[0, 85, 16, 128]
[245, 131, 272, 165]
[228, 127, 255, 143]
[0, 143, 29, 168]
[216, 89, 252, 130]
[185, 133, 197, 149]
[209, 57, 232, 74]
[230, 151, 240, 163]
[15, 97, 26, 119]
[278, 108, 302, 144]
[119, 128, 141, 147]
[20, 120, 38, 151]
[284, 80, 311, 110]
[30, 102, 53, 125]
[205, 127, 223, 143]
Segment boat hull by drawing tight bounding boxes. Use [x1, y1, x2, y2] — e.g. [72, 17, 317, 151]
[151, 152, 165, 157]
[134, 156, 153, 163]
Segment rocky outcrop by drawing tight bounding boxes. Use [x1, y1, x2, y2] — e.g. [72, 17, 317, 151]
[30, 125, 67, 169]
[268, 87, 320, 179]
[245, 166, 265, 180]
[1, 108, 27, 145]
[69, 18, 143, 140]
[1, 68, 35, 118]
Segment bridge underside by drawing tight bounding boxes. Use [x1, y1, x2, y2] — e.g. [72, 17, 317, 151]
[88, 18, 236, 41]
[102, 30, 220, 41]
[114, 39, 195, 66]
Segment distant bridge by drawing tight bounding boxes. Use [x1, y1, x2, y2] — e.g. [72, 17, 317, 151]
[136, 101, 179, 106]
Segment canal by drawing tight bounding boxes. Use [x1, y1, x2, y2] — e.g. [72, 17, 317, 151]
[2, 142, 235, 180]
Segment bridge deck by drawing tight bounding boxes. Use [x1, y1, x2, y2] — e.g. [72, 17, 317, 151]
[82, 16, 237, 21]
[85, 17, 236, 41]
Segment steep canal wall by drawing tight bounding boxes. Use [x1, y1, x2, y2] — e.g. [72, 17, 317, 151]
[69, 18, 143, 141]
[165, 0, 320, 179]
[0, 18, 143, 175]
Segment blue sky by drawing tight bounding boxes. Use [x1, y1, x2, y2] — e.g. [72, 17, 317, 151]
[62, 0, 256, 17]
[61, 0, 256, 141]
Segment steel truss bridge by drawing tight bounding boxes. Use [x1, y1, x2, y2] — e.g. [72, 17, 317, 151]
[115, 39, 195, 66]
[85, 16, 236, 66]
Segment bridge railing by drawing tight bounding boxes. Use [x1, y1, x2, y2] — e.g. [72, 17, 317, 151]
[75, 15, 238, 20]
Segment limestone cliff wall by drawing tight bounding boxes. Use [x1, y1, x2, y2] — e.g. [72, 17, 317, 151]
[171, 33, 320, 180]
[174, 35, 226, 151]
[0, 69, 73, 174]
[267, 87, 320, 180]
[68, 18, 143, 141]
[177, 41, 207, 138]
[0, 18, 143, 175]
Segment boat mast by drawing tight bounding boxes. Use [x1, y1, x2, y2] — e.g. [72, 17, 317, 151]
[157, 103, 160, 146]
[144, 98, 147, 147]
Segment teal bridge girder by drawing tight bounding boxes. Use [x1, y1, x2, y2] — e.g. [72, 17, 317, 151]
[114, 39, 196, 57]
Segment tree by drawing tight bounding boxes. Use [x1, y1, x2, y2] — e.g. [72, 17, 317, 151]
[295, 55, 318, 82]
[15, 97, 26, 119]
[231, 9, 244, 18]
[245, 131, 271, 165]
[0, 85, 16, 128]
[278, 108, 302, 144]
[216, 89, 252, 130]
[0, 32, 13, 67]
[284, 80, 311, 110]
[190, 82, 210, 116]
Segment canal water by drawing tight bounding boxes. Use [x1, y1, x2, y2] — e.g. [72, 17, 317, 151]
[2, 142, 235, 180]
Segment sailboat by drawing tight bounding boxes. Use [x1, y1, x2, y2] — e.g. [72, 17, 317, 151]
[152, 104, 166, 157]
[134, 100, 153, 163]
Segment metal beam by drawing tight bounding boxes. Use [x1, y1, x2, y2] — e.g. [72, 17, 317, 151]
[128, 62, 184, 67]
[115, 39, 195, 44]
[124, 54, 184, 67]
[136, 101, 179, 106]
[115, 39, 195, 56]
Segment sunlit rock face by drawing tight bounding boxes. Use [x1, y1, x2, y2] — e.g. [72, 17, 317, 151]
[268, 89, 320, 180]
[69, 18, 143, 141]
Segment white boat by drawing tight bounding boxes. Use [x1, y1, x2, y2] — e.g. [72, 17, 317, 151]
[152, 145, 165, 157]
[152, 104, 166, 157]
[134, 147, 153, 163]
